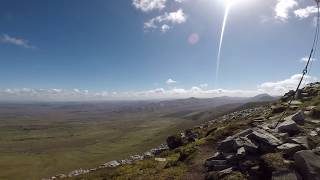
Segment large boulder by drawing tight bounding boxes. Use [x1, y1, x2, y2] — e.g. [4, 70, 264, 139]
[285, 111, 305, 125]
[247, 128, 282, 147]
[294, 150, 320, 180]
[166, 135, 183, 150]
[277, 119, 300, 136]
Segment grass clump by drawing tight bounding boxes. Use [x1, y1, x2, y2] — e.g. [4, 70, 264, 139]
[206, 171, 247, 180]
[261, 153, 288, 171]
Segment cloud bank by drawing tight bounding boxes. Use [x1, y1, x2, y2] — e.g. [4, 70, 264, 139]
[0, 74, 317, 102]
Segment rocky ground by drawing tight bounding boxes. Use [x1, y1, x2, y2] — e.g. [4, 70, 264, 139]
[48, 82, 320, 180]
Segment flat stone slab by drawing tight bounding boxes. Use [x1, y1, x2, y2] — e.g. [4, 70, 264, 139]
[277, 143, 305, 156]
[248, 128, 282, 147]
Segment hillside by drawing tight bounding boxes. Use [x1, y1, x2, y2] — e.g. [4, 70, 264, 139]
[0, 94, 277, 180]
[54, 82, 320, 180]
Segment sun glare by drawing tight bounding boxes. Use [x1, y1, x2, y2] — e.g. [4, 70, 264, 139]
[221, 0, 251, 6]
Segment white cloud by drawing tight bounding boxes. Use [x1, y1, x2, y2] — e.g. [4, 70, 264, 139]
[166, 78, 177, 85]
[161, 24, 171, 32]
[300, 56, 316, 63]
[0, 74, 317, 101]
[274, 0, 298, 21]
[258, 74, 317, 95]
[144, 9, 187, 31]
[132, 0, 167, 12]
[294, 6, 318, 19]
[0, 34, 35, 49]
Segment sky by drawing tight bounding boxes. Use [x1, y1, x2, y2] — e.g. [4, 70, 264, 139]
[0, 0, 319, 101]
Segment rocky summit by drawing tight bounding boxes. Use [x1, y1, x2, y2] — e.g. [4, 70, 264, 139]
[50, 82, 320, 180]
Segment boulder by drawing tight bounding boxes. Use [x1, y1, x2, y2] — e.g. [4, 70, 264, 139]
[272, 170, 299, 180]
[247, 128, 282, 147]
[233, 137, 258, 153]
[166, 135, 183, 150]
[277, 119, 300, 135]
[277, 143, 305, 157]
[294, 150, 320, 180]
[288, 136, 309, 149]
[285, 111, 305, 125]
[218, 137, 235, 153]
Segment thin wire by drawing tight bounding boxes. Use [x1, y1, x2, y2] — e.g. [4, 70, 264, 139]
[274, 2, 320, 128]
[307, 4, 320, 77]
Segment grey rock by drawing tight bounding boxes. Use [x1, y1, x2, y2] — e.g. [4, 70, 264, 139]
[288, 136, 309, 149]
[237, 147, 246, 158]
[218, 136, 235, 153]
[247, 128, 282, 147]
[277, 119, 300, 135]
[285, 111, 305, 125]
[277, 143, 305, 156]
[277, 133, 289, 142]
[294, 150, 320, 180]
[310, 131, 318, 137]
[218, 167, 234, 176]
[233, 137, 258, 153]
[103, 160, 120, 168]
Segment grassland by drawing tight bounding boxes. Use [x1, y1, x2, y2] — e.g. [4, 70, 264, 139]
[0, 97, 253, 180]
[0, 103, 205, 180]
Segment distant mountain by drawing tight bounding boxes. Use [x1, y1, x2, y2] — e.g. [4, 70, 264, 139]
[249, 93, 278, 102]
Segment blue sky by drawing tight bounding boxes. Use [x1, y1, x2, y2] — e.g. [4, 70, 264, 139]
[0, 0, 319, 101]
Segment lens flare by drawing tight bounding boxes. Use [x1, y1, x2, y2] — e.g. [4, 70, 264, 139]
[215, 4, 231, 88]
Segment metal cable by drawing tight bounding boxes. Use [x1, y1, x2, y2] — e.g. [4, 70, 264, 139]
[274, 2, 320, 128]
